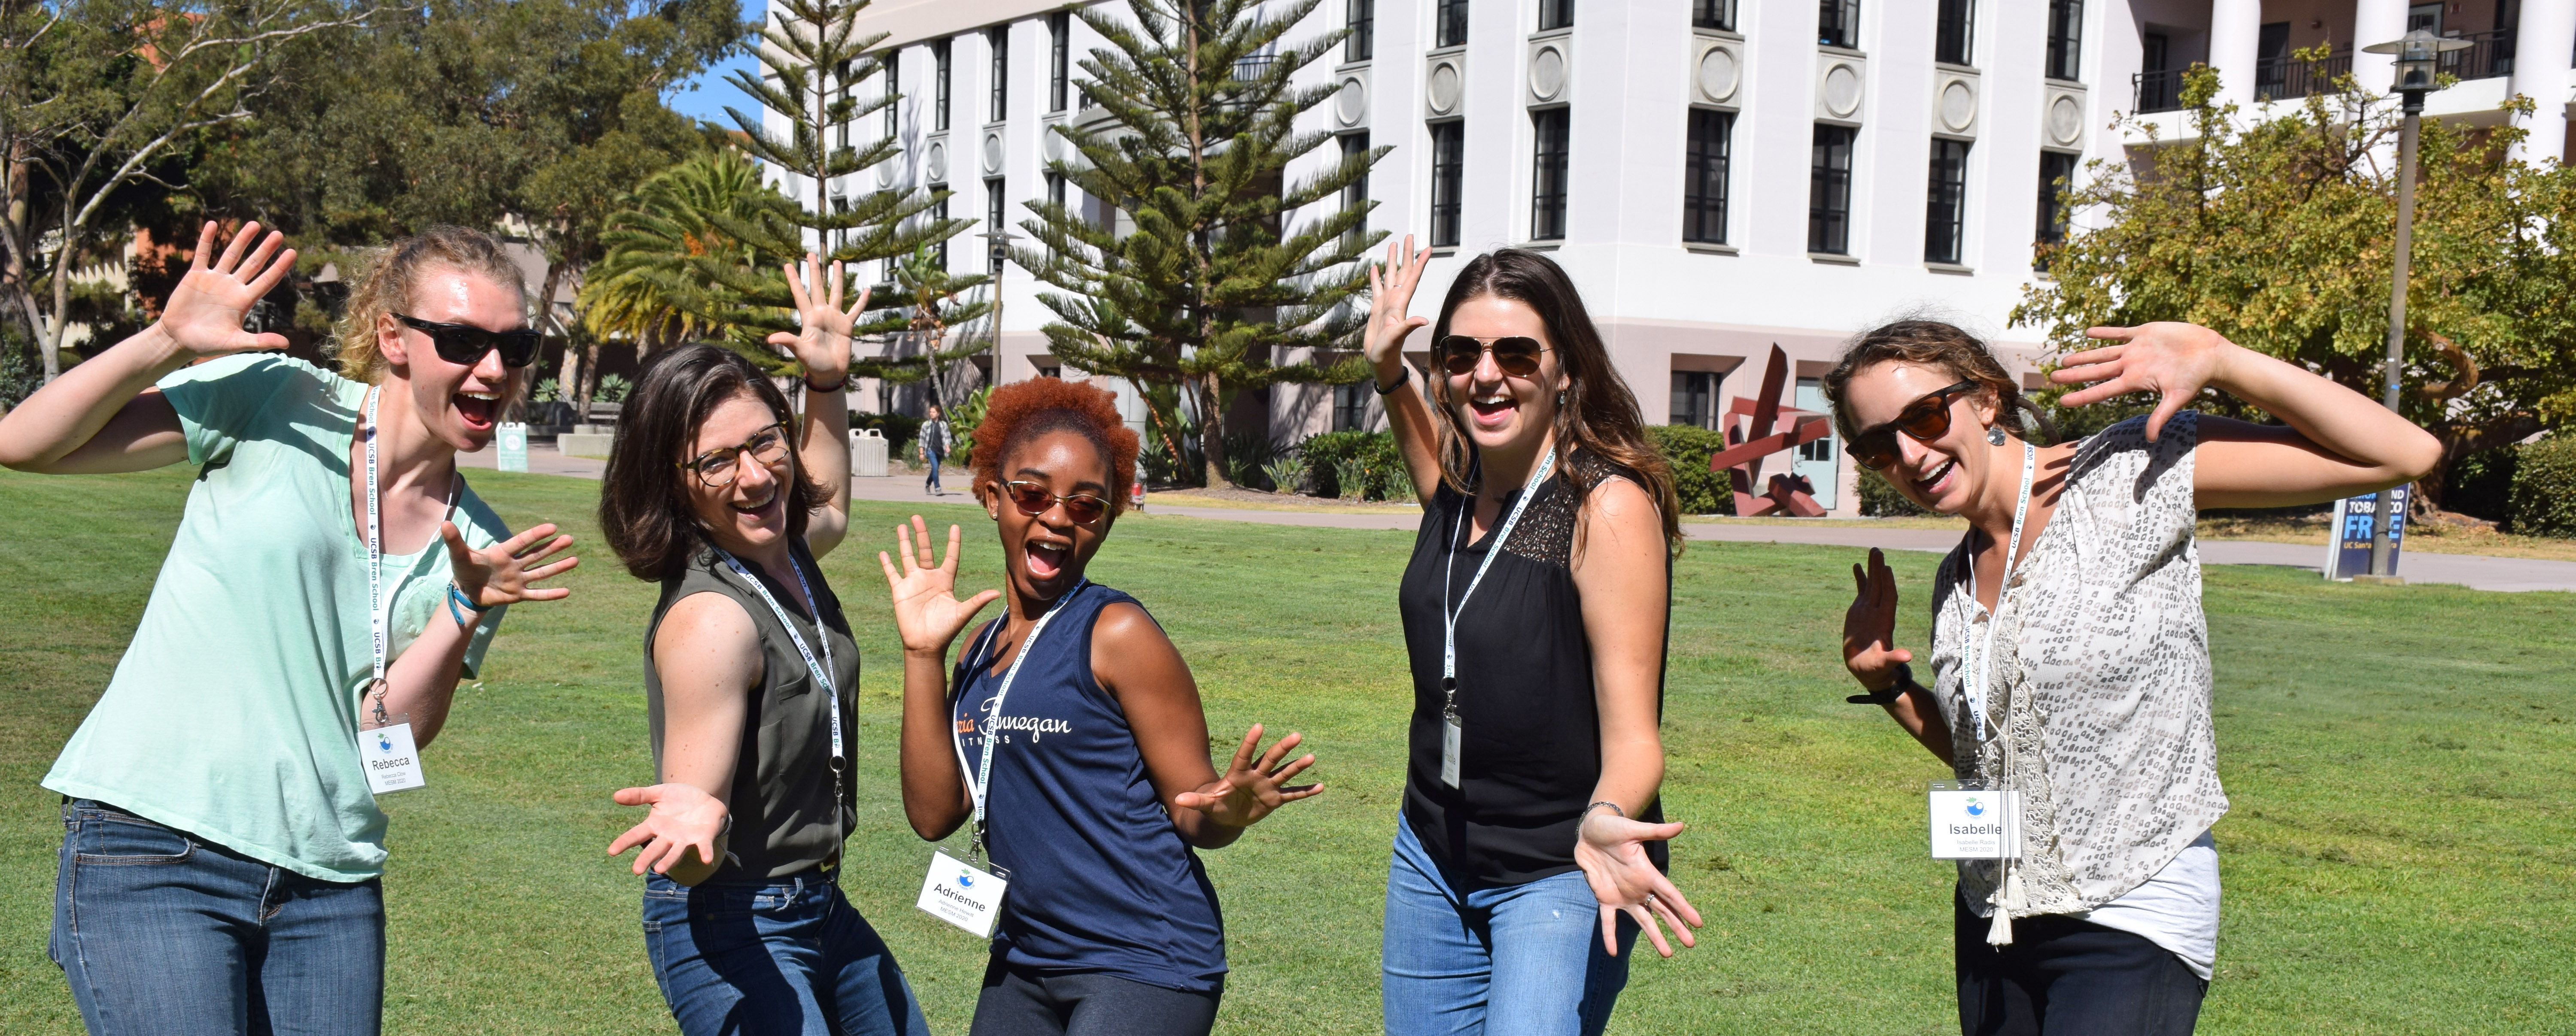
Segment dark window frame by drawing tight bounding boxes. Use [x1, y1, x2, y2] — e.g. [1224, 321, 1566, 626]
[1429, 120, 1465, 248]
[1436, 0, 1469, 48]
[1048, 13, 1070, 112]
[933, 39, 951, 131]
[1334, 381, 1370, 431]
[1808, 123, 1856, 255]
[1692, 0, 1736, 31]
[1935, 0, 1974, 65]
[1670, 370, 1720, 429]
[883, 51, 900, 137]
[985, 176, 1006, 273]
[1538, 0, 1573, 33]
[1924, 137, 1971, 264]
[2045, 0, 2084, 81]
[930, 185, 950, 264]
[1046, 171, 1066, 209]
[1683, 108, 1732, 245]
[989, 27, 1009, 122]
[1819, 0, 1860, 49]
[1529, 107, 1570, 241]
[1346, 0, 1374, 61]
[1340, 131, 1371, 250]
[2034, 149, 2078, 270]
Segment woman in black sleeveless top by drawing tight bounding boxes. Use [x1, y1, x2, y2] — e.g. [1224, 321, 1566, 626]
[1362, 242, 1705, 1036]
[594, 261, 927, 1036]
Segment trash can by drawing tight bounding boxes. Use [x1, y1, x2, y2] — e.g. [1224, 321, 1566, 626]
[851, 428, 888, 477]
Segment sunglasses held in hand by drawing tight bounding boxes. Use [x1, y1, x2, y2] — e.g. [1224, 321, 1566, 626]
[396, 314, 542, 368]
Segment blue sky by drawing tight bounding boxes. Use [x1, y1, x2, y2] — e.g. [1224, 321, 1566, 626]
[662, 0, 766, 127]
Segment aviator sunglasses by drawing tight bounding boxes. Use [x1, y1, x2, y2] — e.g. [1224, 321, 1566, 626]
[1846, 379, 1981, 472]
[1433, 335, 1552, 378]
[1000, 480, 1110, 525]
[395, 314, 542, 368]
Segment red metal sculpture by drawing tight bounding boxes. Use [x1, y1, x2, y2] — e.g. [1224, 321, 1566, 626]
[1705, 344, 1833, 517]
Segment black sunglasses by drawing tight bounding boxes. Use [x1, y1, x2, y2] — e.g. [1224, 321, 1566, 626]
[395, 314, 541, 368]
[1847, 379, 1981, 472]
[1432, 335, 1550, 378]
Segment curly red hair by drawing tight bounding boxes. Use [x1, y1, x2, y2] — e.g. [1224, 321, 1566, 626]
[968, 379, 1141, 517]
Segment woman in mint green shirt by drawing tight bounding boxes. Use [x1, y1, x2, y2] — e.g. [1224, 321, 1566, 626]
[0, 221, 579, 1036]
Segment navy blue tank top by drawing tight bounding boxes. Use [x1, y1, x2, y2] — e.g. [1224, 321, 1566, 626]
[950, 582, 1226, 993]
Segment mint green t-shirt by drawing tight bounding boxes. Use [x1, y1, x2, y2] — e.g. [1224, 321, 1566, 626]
[43, 354, 510, 882]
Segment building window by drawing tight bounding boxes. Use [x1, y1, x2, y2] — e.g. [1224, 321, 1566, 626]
[1049, 13, 1070, 112]
[1046, 171, 1066, 209]
[1692, 0, 1735, 31]
[1808, 124, 1855, 254]
[989, 27, 1009, 122]
[930, 185, 949, 264]
[1430, 120, 1464, 247]
[1819, 0, 1859, 49]
[1529, 108, 1569, 241]
[1038, 365, 1062, 379]
[1340, 131, 1371, 249]
[2035, 150, 2078, 270]
[1435, 0, 1468, 48]
[1670, 371, 1720, 429]
[985, 177, 1006, 273]
[1334, 382, 1370, 431]
[2045, 0, 2083, 81]
[1346, 0, 1373, 61]
[1925, 138, 1970, 264]
[1935, 0, 1973, 65]
[883, 51, 899, 137]
[1796, 377, 1838, 463]
[933, 40, 951, 131]
[1537, 0, 1573, 32]
[1683, 109, 1732, 244]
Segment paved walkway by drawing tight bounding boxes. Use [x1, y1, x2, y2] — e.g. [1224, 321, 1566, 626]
[463, 444, 2576, 592]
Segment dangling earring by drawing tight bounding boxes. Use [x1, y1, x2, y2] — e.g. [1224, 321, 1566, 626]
[1556, 389, 1567, 407]
[1987, 425, 2008, 446]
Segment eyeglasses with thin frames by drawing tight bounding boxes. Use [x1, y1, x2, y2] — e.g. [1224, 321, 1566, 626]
[680, 422, 792, 488]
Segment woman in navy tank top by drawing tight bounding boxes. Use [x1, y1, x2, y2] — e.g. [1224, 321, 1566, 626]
[878, 379, 1322, 1036]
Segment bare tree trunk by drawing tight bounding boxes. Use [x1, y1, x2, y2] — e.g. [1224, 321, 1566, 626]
[40, 218, 71, 381]
[1195, 373, 1233, 489]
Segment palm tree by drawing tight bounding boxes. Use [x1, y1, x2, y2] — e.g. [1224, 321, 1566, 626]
[580, 148, 778, 358]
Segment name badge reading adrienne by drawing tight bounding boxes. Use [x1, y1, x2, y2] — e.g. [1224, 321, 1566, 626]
[1929, 779, 2019, 860]
[917, 848, 1009, 938]
[358, 715, 425, 794]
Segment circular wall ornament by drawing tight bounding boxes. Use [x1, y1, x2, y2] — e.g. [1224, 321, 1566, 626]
[877, 158, 896, 188]
[1696, 45, 1739, 103]
[982, 132, 1003, 174]
[1336, 76, 1367, 125]
[1529, 45, 1566, 100]
[1427, 61, 1462, 114]
[1939, 80, 1975, 132]
[1043, 125, 1066, 161]
[925, 140, 948, 182]
[1822, 63, 1862, 118]
[2048, 95, 2084, 146]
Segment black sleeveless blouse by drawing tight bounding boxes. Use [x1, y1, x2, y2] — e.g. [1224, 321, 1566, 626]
[643, 539, 860, 879]
[1398, 450, 1670, 886]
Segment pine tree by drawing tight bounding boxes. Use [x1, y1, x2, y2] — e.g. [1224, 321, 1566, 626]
[1015, 0, 1385, 487]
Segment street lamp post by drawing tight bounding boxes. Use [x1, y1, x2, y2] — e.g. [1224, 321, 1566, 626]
[2354, 29, 2470, 583]
[976, 227, 1022, 388]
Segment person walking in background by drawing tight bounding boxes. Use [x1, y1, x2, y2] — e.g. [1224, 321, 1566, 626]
[1830, 320, 2440, 1036]
[881, 379, 1321, 1036]
[0, 221, 579, 1035]
[1360, 239, 1704, 1036]
[921, 404, 951, 495]
[596, 259, 929, 1036]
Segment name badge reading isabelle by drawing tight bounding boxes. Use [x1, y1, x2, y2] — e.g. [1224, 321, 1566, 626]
[917, 848, 1009, 938]
[358, 715, 426, 794]
[1929, 779, 2019, 860]
[1440, 718, 1463, 788]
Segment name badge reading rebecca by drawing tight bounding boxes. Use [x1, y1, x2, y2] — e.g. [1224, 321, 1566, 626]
[1929, 779, 2019, 860]
[917, 848, 1009, 938]
[358, 715, 425, 794]
[1440, 719, 1463, 788]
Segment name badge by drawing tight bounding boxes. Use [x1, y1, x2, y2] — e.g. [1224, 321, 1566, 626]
[358, 715, 425, 794]
[917, 848, 1009, 938]
[1929, 779, 2019, 860]
[1440, 718, 1462, 788]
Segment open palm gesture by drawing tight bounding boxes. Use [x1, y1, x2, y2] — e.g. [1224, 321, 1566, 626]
[766, 253, 869, 383]
[1363, 234, 1434, 367]
[880, 515, 1002, 654]
[161, 221, 298, 360]
[1843, 547, 1912, 691]
[1173, 724, 1323, 828]
[1575, 811, 1703, 957]
[2053, 322, 2237, 442]
[444, 521, 578, 608]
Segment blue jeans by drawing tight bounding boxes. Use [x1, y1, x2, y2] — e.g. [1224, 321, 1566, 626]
[1382, 816, 1637, 1036]
[643, 870, 929, 1036]
[49, 799, 384, 1036]
[924, 451, 945, 492]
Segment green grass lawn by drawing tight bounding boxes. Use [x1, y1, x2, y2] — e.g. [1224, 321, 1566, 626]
[3, 467, 2571, 1034]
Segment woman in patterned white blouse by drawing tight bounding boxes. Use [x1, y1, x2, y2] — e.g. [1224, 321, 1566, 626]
[1829, 320, 2438, 1036]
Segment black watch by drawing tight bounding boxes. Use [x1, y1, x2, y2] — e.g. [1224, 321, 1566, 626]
[1846, 662, 1917, 706]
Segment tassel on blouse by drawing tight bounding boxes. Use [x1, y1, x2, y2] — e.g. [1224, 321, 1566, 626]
[1986, 863, 2025, 946]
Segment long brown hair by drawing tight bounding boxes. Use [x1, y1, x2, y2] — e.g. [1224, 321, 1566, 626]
[598, 345, 829, 581]
[334, 225, 528, 383]
[1819, 320, 2056, 443]
[1426, 249, 1682, 552]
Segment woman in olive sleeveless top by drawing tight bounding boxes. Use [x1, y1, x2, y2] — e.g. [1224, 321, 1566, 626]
[596, 261, 927, 1036]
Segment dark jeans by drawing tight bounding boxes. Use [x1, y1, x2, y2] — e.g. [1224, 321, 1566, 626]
[969, 956, 1221, 1036]
[1955, 888, 2206, 1036]
[924, 451, 945, 492]
[50, 799, 385, 1036]
[643, 869, 927, 1036]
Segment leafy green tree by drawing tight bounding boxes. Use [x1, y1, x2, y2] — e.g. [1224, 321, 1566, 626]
[581, 149, 780, 356]
[2014, 63, 2576, 509]
[1015, 0, 1385, 487]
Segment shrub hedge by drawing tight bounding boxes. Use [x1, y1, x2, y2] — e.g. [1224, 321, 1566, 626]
[2506, 436, 2576, 538]
[1856, 467, 1929, 517]
[1642, 425, 1734, 516]
[1301, 430, 1408, 500]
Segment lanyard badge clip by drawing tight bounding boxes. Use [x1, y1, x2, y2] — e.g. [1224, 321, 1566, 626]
[1437, 449, 1557, 790]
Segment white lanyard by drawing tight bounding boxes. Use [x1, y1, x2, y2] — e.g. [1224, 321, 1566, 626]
[361, 388, 457, 724]
[957, 580, 1088, 860]
[1440, 448, 1558, 721]
[1957, 441, 2037, 736]
[715, 548, 842, 761]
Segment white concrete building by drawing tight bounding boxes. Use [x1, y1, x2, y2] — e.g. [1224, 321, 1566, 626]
[798, 0, 2576, 513]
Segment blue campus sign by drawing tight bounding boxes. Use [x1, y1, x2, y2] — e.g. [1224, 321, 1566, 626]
[2323, 487, 2406, 581]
